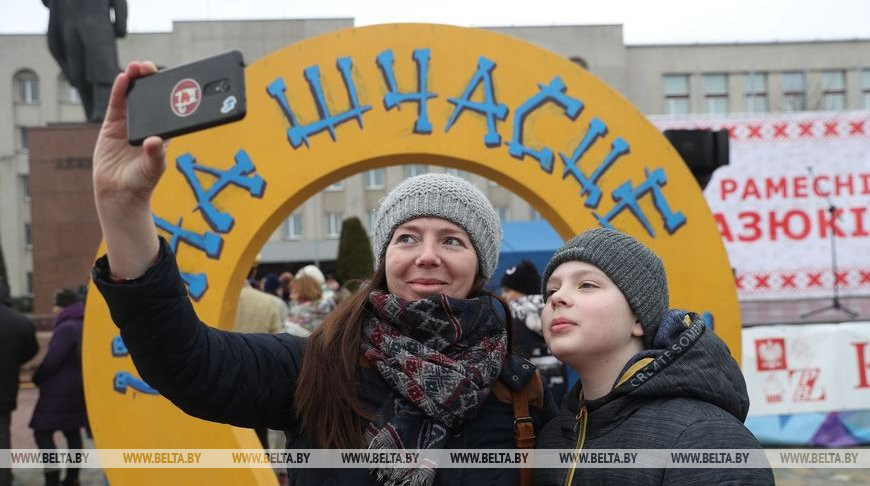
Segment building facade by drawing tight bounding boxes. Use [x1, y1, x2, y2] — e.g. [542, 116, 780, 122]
[2, 19, 869, 300]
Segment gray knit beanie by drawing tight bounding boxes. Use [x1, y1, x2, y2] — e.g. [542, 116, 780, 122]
[372, 173, 502, 279]
[541, 228, 669, 349]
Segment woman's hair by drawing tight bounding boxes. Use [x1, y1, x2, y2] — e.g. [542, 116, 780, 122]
[290, 275, 322, 302]
[294, 261, 510, 448]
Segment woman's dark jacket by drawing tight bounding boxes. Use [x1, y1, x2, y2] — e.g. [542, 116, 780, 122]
[30, 301, 88, 431]
[535, 311, 775, 486]
[93, 240, 556, 485]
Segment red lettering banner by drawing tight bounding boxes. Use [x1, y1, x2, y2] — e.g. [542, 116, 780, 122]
[654, 112, 870, 300]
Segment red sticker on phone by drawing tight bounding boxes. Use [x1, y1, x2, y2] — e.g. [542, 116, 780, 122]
[170, 78, 201, 117]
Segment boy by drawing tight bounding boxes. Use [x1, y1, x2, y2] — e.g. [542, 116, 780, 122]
[535, 228, 773, 485]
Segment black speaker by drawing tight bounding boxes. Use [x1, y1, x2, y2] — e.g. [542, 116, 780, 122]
[663, 129, 729, 189]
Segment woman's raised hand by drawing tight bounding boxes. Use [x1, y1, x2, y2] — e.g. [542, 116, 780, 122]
[92, 61, 164, 279]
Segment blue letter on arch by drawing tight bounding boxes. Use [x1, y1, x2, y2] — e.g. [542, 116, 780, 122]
[152, 214, 223, 300]
[267, 57, 372, 149]
[593, 167, 687, 237]
[507, 77, 583, 173]
[444, 57, 508, 147]
[176, 150, 266, 234]
[376, 48, 437, 134]
[559, 117, 630, 209]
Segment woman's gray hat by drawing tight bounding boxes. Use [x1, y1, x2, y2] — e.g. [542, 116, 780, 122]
[542, 228, 669, 348]
[372, 173, 502, 279]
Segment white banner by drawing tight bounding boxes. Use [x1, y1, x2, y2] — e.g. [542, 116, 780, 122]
[742, 322, 870, 416]
[653, 111, 870, 300]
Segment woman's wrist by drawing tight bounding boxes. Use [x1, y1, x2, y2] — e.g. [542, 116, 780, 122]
[108, 246, 161, 283]
[99, 207, 161, 279]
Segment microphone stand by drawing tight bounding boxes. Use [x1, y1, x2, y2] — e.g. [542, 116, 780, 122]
[800, 168, 858, 319]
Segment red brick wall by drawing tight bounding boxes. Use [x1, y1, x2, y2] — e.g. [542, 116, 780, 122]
[28, 123, 102, 314]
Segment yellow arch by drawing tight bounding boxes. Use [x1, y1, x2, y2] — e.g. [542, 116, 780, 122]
[83, 24, 738, 484]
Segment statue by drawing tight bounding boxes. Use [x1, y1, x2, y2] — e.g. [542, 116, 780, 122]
[42, 0, 128, 122]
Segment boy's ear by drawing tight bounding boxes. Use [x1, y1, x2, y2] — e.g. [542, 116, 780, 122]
[631, 318, 644, 338]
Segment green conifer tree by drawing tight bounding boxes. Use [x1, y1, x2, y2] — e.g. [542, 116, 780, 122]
[335, 217, 373, 291]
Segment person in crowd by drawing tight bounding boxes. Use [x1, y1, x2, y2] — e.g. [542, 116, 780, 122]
[534, 228, 773, 485]
[89, 61, 556, 486]
[246, 265, 260, 289]
[324, 273, 340, 293]
[295, 264, 335, 305]
[278, 272, 294, 304]
[261, 273, 282, 299]
[0, 278, 39, 486]
[30, 289, 88, 486]
[236, 273, 287, 337]
[324, 273, 351, 306]
[500, 260, 567, 406]
[283, 275, 333, 337]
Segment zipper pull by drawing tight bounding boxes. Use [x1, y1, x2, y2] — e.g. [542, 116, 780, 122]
[564, 404, 588, 486]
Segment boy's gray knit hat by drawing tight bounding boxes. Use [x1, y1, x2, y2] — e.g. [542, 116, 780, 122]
[541, 228, 669, 349]
[373, 173, 502, 279]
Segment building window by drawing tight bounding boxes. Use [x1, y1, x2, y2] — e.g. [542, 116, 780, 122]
[285, 214, 303, 240]
[497, 207, 509, 222]
[326, 181, 344, 191]
[702, 73, 729, 114]
[404, 164, 427, 178]
[27, 272, 33, 295]
[18, 127, 29, 152]
[863, 69, 870, 109]
[663, 74, 689, 115]
[364, 169, 385, 189]
[820, 70, 846, 111]
[781, 71, 806, 111]
[24, 222, 32, 247]
[744, 72, 768, 113]
[20, 175, 29, 201]
[445, 168, 468, 179]
[59, 75, 81, 104]
[367, 209, 377, 234]
[14, 70, 39, 104]
[325, 212, 343, 239]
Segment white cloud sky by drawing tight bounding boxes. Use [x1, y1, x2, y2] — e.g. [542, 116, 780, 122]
[2, 0, 869, 44]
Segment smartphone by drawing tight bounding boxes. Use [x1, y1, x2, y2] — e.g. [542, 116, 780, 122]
[127, 50, 247, 145]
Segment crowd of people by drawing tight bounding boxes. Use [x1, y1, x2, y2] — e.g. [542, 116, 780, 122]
[1, 283, 89, 486]
[240, 263, 343, 339]
[0, 277, 38, 486]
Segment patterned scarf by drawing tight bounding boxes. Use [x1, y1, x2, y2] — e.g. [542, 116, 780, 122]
[361, 291, 508, 486]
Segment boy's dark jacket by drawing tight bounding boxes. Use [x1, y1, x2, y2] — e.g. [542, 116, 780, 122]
[93, 239, 556, 485]
[536, 311, 775, 486]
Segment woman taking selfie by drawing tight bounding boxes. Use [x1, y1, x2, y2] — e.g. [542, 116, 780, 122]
[91, 62, 555, 486]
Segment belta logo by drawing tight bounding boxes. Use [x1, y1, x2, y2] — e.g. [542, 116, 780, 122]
[170, 78, 201, 117]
